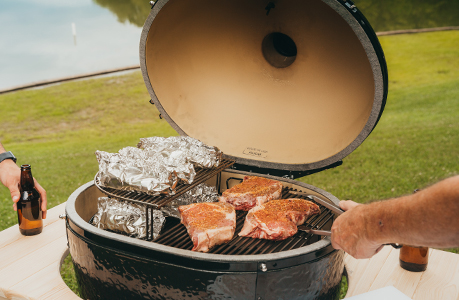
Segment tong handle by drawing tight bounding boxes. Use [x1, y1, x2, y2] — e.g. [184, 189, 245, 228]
[290, 191, 344, 215]
[385, 243, 403, 249]
[300, 227, 403, 249]
[293, 192, 402, 250]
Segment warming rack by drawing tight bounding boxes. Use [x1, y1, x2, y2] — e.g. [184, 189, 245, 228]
[94, 158, 235, 239]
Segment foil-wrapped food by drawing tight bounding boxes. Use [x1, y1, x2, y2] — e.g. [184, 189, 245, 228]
[161, 183, 220, 218]
[138, 136, 222, 168]
[92, 183, 220, 239]
[95, 136, 222, 195]
[91, 197, 165, 240]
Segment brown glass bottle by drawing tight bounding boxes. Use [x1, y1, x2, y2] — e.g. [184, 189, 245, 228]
[399, 245, 429, 272]
[17, 164, 43, 236]
[399, 189, 428, 272]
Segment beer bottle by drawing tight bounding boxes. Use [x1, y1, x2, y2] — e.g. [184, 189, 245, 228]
[17, 164, 43, 236]
[399, 189, 428, 272]
[399, 245, 429, 272]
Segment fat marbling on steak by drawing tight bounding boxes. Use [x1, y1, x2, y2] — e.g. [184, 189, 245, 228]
[179, 202, 236, 252]
[219, 176, 282, 211]
[239, 199, 320, 241]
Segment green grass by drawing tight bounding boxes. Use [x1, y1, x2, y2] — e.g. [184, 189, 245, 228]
[301, 31, 459, 202]
[1, 30, 459, 298]
[0, 72, 177, 229]
[60, 254, 81, 298]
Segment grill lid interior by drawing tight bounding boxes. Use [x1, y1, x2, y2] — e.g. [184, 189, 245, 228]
[140, 0, 387, 172]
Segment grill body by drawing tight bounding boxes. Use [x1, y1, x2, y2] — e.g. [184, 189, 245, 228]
[66, 171, 345, 300]
[65, 0, 388, 297]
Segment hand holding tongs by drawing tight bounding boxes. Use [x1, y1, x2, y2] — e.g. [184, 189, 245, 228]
[292, 192, 403, 249]
[297, 225, 402, 249]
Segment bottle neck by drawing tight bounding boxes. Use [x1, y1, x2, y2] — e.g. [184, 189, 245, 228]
[20, 165, 35, 191]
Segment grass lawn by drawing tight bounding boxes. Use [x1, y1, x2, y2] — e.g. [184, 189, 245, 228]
[1, 30, 458, 298]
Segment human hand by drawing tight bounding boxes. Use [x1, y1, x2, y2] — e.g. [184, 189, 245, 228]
[331, 200, 383, 259]
[0, 160, 47, 219]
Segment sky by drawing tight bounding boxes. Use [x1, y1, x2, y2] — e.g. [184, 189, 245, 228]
[0, 0, 143, 90]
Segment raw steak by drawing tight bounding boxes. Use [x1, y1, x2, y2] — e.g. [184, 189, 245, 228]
[239, 199, 320, 241]
[219, 176, 282, 211]
[179, 202, 236, 252]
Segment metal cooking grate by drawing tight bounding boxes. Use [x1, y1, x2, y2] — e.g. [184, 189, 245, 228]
[94, 158, 235, 240]
[154, 188, 335, 255]
[95, 160, 335, 254]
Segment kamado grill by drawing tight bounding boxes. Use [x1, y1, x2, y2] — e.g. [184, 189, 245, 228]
[64, 0, 388, 299]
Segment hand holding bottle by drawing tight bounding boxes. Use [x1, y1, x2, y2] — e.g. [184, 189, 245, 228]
[17, 164, 45, 235]
[0, 145, 47, 219]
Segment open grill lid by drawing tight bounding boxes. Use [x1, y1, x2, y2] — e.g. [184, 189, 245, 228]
[139, 0, 388, 175]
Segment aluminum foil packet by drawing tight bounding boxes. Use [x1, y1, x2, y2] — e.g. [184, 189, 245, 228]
[137, 136, 222, 168]
[161, 183, 220, 218]
[95, 136, 222, 195]
[91, 197, 165, 240]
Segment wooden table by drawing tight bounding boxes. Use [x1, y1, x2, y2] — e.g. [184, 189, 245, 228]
[1, 203, 458, 300]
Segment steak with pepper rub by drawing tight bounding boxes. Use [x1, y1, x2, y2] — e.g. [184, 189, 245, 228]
[239, 199, 320, 240]
[179, 202, 236, 252]
[219, 176, 282, 211]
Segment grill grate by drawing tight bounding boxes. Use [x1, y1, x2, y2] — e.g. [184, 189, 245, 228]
[95, 161, 335, 254]
[94, 158, 235, 239]
[154, 188, 334, 255]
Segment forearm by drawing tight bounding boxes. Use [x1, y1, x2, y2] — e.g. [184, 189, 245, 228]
[365, 176, 459, 248]
[0, 143, 17, 184]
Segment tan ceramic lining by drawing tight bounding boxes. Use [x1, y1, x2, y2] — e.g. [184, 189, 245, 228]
[144, 0, 376, 166]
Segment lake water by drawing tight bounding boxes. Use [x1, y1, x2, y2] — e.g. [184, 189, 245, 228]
[1, 0, 458, 90]
[0, 0, 146, 90]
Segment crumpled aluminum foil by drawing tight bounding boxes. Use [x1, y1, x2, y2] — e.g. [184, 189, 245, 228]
[91, 197, 165, 240]
[161, 183, 220, 218]
[137, 136, 222, 168]
[95, 136, 222, 195]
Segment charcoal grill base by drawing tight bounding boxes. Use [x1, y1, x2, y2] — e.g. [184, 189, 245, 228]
[68, 223, 344, 300]
[66, 173, 345, 300]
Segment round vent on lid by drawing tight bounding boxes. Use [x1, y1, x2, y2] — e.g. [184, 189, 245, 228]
[140, 0, 387, 172]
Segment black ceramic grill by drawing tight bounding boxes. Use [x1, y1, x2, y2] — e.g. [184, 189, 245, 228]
[65, 0, 389, 298]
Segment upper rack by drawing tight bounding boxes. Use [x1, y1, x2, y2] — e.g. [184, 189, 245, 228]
[94, 158, 235, 209]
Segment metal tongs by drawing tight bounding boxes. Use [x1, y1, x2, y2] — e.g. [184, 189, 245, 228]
[292, 192, 402, 249]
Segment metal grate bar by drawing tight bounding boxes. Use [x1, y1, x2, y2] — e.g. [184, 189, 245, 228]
[155, 223, 187, 245]
[218, 237, 245, 255]
[238, 238, 266, 255]
[286, 232, 313, 251]
[275, 231, 310, 253]
[155, 223, 183, 240]
[172, 236, 193, 249]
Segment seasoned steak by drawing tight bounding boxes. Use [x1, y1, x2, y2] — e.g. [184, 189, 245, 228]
[239, 199, 320, 241]
[179, 202, 236, 252]
[219, 176, 282, 211]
